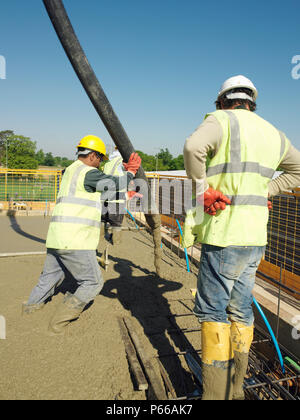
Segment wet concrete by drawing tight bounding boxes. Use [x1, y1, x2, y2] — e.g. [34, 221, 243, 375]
[0, 216, 198, 400]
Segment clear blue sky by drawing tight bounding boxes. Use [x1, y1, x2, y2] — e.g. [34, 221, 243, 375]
[0, 0, 299, 159]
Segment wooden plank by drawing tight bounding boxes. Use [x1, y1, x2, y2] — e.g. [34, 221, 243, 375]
[123, 317, 167, 400]
[258, 259, 300, 298]
[157, 359, 177, 399]
[117, 317, 148, 391]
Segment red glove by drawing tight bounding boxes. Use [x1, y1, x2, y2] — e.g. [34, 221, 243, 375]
[267, 200, 272, 210]
[197, 187, 231, 216]
[127, 191, 143, 200]
[123, 153, 141, 175]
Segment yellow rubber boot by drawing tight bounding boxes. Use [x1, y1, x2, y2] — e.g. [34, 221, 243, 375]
[201, 322, 234, 400]
[231, 322, 254, 400]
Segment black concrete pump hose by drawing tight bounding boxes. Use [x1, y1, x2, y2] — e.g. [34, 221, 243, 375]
[42, 0, 162, 276]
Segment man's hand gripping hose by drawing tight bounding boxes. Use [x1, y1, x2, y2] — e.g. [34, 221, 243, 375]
[123, 153, 142, 176]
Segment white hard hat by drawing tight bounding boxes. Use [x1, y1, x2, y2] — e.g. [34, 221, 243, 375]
[218, 75, 258, 101]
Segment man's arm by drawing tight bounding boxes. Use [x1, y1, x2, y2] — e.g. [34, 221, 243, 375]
[183, 115, 223, 193]
[268, 143, 300, 197]
[84, 170, 134, 202]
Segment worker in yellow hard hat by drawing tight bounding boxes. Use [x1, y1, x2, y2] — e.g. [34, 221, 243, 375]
[183, 75, 300, 400]
[76, 135, 109, 160]
[22, 135, 141, 336]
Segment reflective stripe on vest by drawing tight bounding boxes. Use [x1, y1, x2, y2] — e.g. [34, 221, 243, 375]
[51, 215, 101, 228]
[104, 157, 123, 176]
[184, 109, 290, 247]
[206, 111, 287, 192]
[46, 160, 102, 250]
[54, 163, 101, 216]
[103, 155, 126, 204]
[56, 196, 102, 210]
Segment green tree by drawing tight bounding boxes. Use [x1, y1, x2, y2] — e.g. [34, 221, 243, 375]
[136, 150, 167, 171]
[36, 149, 45, 165]
[54, 156, 62, 167]
[169, 154, 185, 170]
[3, 133, 38, 169]
[0, 130, 14, 166]
[44, 152, 55, 166]
[1, 130, 76, 170]
[60, 157, 74, 168]
[157, 148, 173, 167]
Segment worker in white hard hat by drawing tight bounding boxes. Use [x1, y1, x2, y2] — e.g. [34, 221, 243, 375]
[22, 135, 141, 335]
[183, 75, 300, 400]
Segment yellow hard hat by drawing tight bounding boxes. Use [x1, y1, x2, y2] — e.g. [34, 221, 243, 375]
[77, 135, 109, 160]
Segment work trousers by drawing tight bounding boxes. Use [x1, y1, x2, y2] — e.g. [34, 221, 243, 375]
[194, 244, 265, 326]
[101, 200, 126, 228]
[27, 249, 104, 305]
[101, 212, 125, 228]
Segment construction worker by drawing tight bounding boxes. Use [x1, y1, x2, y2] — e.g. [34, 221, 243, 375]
[101, 147, 142, 245]
[183, 75, 300, 400]
[101, 147, 128, 245]
[23, 135, 141, 335]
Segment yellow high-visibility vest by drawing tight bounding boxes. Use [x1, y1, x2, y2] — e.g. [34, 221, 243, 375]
[103, 154, 126, 204]
[182, 109, 289, 248]
[46, 160, 102, 250]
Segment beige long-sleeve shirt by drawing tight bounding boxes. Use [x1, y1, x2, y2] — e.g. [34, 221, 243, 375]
[184, 114, 300, 197]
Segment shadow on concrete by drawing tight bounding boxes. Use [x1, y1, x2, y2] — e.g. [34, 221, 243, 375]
[101, 254, 198, 397]
[8, 213, 46, 244]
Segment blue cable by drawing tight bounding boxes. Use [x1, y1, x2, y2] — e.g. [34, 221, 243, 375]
[126, 209, 139, 230]
[176, 219, 190, 273]
[253, 296, 285, 374]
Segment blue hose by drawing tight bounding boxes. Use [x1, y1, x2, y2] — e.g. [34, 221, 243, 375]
[126, 209, 139, 230]
[176, 219, 190, 273]
[253, 296, 285, 374]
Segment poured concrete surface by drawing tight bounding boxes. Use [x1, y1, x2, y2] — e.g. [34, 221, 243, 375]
[0, 215, 49, 254]
[0, 215, 299, 400]
[0, 216, 198, 400]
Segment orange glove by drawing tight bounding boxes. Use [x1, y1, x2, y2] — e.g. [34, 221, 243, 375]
[197, 187, 231, 216]
[267, 200, 272, 210]
[123, 153, 141, 175]
[127, 191, 143, 200]
[205, 200, 227, 216]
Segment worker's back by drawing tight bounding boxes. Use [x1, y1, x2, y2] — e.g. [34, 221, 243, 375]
[198, 109, 289, 247]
